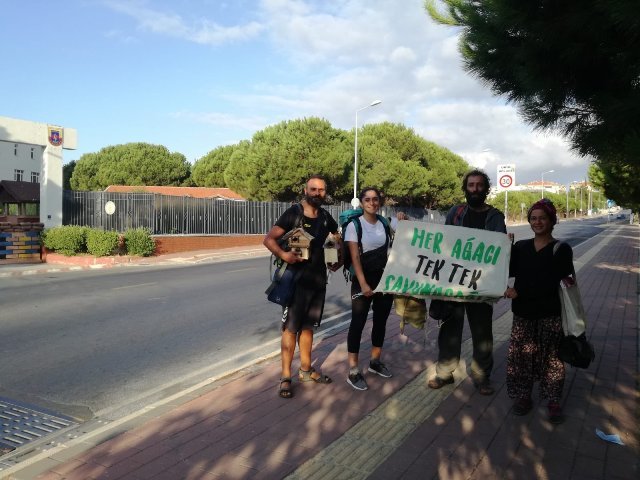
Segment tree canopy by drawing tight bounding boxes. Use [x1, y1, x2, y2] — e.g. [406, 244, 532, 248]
[70, 143, 191, 190]
[221, 117, 353, 202]
[355, 122, 468, 208]
[192, 118, 469, 207]
[70, 119, 471, 209]
[426, 0, 640, 209]
[63, 160, 76, 190]
[191, 143, 243, 187]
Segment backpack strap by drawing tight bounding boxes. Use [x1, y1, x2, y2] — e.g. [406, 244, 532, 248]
[353, 214, 391, 254]
[553, 240, 576, 277]
[377, 214, 392, 246]
[452, 204, 466, 226]
[293, 203, 305, 229]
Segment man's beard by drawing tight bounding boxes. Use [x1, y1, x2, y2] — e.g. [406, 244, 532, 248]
[465, 190, 487, 208]
[305, 195, 324, 207]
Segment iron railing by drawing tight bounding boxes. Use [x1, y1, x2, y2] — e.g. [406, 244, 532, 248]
[62, 191, 444, 234]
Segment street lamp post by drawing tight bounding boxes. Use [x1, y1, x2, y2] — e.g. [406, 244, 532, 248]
[541, 169, 554, 199]
[352, 100, 382, 208]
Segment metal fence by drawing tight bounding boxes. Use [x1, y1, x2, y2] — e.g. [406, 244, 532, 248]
[62, 191, 445, 234]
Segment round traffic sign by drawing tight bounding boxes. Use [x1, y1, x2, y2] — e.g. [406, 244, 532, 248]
[499, 174, 513, 188]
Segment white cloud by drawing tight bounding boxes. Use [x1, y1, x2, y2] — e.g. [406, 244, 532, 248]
[103, 0, 265, 45]
[390, 46, 417, 64]
[140, 0, 589, 184]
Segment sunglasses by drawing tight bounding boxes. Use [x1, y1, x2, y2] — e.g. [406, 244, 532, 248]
[362, 197, 380, 203]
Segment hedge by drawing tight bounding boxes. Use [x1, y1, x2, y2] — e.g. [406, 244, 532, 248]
[43, 226, 155, 257]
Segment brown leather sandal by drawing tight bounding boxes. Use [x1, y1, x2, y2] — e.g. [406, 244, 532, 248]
[278, 377, 293, 398]
[427, 375, 454, 389]
[298, 367, 332, 384]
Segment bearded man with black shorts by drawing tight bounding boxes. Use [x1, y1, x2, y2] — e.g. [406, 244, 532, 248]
[263, 175, 341, 398]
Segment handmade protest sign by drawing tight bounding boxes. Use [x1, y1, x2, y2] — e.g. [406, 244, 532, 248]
[375, 221, 511, 303]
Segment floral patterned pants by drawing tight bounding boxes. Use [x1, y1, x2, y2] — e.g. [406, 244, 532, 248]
[507, 314, 565, 402]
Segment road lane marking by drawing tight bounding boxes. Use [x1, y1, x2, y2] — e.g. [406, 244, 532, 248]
[111, 283, 157, 290]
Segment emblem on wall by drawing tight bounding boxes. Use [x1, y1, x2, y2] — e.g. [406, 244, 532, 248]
[48, 126, 64, 147]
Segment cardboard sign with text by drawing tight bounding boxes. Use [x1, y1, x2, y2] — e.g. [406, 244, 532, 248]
[375, 221, 511, 303]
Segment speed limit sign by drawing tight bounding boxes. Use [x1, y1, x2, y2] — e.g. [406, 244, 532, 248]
[499, 174, 513, 189]
[497, 164, 516, 191]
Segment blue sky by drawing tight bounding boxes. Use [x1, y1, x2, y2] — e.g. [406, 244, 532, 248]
[0, 0, 590, 187]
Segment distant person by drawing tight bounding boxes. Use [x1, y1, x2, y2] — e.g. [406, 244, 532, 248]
[428, 169, 507, 395]
[504, 199, 573, 424]
[263, 175, 341, 398]
[343, 188, 398, 390]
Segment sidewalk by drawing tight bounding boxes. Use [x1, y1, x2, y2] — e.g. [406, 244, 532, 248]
[3, 225, 638, 480]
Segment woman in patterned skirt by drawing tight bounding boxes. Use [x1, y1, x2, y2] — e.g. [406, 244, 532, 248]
[504, 199, 574, 424]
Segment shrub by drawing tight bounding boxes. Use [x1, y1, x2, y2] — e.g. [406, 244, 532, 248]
[124, 228, 156, 256]
[42, 226, 88, 256]
[86, 229, 119, 257]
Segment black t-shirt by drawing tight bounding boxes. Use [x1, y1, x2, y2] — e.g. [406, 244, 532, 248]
[463, 208, 489, 229]
[275, 204, 338, 289]
[509, 239, 574, 319]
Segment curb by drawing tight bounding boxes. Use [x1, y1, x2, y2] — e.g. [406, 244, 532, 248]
[0, 248, 271, 278]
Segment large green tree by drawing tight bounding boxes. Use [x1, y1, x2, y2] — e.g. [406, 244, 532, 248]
[426, 0, 640, 206]
[224, 117, 352, 201]
[356, 122, 468, 208]
[192, 143, 245, 187]
[70, 143, 191, 190]
[589, 161, 640, 211]
[62, 160, 76, 190]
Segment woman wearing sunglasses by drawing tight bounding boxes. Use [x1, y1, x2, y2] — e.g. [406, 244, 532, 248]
[343, 187, 395, 391]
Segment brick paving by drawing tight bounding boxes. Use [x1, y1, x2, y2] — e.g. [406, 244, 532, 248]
[2, 225, 638, 480]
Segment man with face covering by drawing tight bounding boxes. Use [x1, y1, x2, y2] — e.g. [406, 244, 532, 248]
[264, 175, 341, 398]
[428, 169, 507, 395]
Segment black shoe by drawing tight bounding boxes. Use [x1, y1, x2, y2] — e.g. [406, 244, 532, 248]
[427, 375, 454, 389]
[368, 360, 392, 378]
[474, 380, 495, 395]
[512, 398, 532, 416]
[347, 371, 369, 391]
[548, 402, 564, 424]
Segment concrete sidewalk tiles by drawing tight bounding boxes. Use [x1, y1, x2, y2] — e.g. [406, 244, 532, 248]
[5, 225, 638, 480]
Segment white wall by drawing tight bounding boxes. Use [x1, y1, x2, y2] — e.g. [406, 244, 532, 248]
[0, 140, 44, 183]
